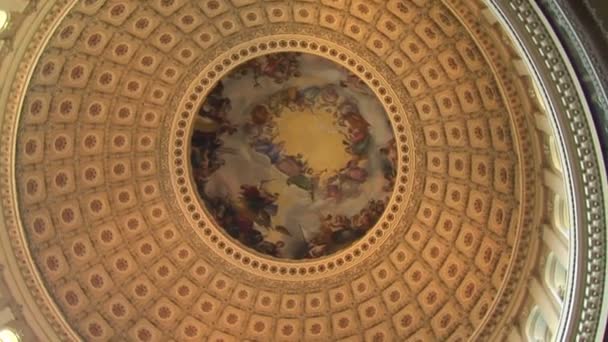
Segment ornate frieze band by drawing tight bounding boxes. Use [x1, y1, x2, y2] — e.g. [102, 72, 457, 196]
[0, 0, 559, 340]
[486, 0, 608, 341]
[0, 0, 80, 340]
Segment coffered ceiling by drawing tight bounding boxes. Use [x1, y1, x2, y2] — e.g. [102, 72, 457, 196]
[1, 0, 550, 341]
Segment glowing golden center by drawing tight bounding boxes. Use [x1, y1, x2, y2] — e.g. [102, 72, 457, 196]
[274, 108, 350, 174]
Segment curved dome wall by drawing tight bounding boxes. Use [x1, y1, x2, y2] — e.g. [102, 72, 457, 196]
[485, 1, 608, 340]
[0, 0, 604, 341]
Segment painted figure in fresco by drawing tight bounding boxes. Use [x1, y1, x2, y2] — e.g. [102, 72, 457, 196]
[341, 111, 372, 156]
[232, 52, 302, 87]
[267, 152, 324, 201]
[306, 237, 328, 259]
[321, 160, 369, 203]
[254, 240, 285, 258]
[297, 86, 322, 111]
[340, 158, 369, 183]
[258, 53, 302, 85]
[238, 183, 279, 229]
[340, 70, 375, 95]
[201, 182, 286, 258]
[250, 104, 272, 125]
[191, 131, 226, 190]
[286, 168, 327, 201]
[319, 86, 339, 106]
[324, 174, 344, 201]
[190, 81, 238, 188]
[380, 138, 398, 192]
[303, 198, 388, 259]
[274, 155, 304, 177]
[198, 82, 233, 126]
[251, 137, 285, 164]
[191, 146, 225, 181]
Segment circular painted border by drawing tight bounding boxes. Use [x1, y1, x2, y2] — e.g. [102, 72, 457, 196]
[168, 34, 415, 280]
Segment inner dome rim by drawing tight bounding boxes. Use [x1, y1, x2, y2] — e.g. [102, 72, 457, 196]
[169, 34, 416, 280]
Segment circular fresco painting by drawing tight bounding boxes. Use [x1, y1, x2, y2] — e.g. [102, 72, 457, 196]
[191, 52, 397, 260]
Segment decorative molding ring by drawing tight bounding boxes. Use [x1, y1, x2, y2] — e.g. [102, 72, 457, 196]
[168, 34, 415, 281]
[0, 0, 80, 340]
[486, 0, 608, 341]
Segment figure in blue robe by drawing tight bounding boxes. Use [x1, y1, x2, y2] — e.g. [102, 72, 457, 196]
[251, 139, 284, 164]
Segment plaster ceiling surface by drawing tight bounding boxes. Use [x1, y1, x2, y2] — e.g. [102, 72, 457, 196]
[8, 0, 541, 340]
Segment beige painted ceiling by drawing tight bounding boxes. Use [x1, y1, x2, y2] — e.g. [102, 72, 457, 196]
[10, 0, 541, 340]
